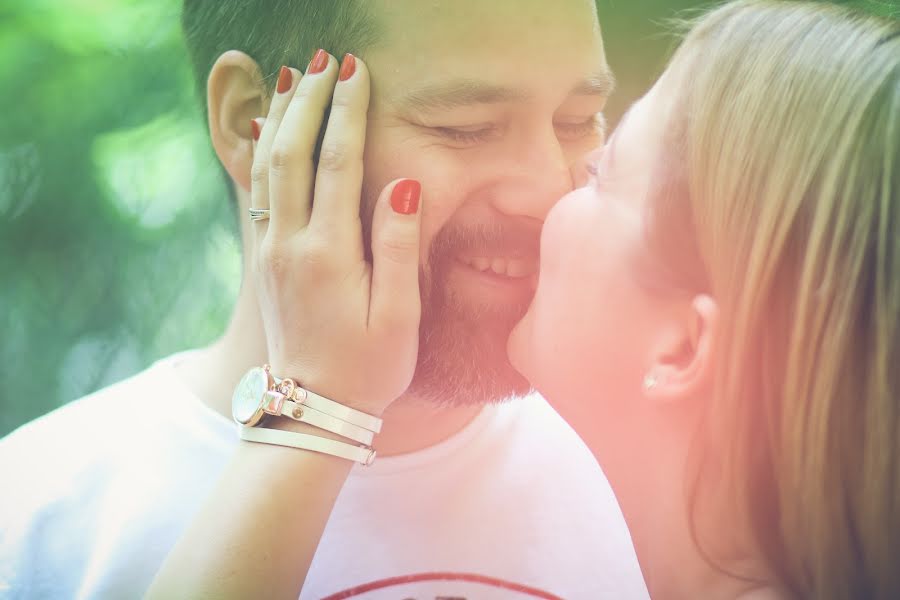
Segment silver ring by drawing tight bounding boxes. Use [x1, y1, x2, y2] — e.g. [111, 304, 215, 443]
[249, 207, 270, 222]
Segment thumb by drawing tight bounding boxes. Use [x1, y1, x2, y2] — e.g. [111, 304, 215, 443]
[369, 178, 423, 333]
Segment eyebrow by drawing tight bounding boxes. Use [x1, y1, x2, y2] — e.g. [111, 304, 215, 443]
[573, 71, 616, 99]
[395, 69, 616, 113]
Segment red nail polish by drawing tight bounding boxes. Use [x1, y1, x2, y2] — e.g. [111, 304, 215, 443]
[339, 54, 356, 81]
[250, 118, 261, 141]
[307, 49, 328, 75]
[276, 66, 292, 94]
[391, 179, 421, 215]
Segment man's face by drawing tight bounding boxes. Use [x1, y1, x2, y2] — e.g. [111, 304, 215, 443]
[360, 0, 611, 405]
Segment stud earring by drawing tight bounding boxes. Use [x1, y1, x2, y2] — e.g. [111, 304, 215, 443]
[643, 372, 661, 392]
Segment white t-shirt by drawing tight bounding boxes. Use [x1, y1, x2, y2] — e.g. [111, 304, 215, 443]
[0, 352, 649, 599]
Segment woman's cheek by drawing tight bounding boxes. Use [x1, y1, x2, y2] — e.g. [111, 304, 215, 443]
[543, 196, 646, 394]
[524, 194, 602, 388]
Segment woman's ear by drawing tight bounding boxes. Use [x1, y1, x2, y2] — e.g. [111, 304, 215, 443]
[643, 294, 719, 406]
[207, 50, 267, 194]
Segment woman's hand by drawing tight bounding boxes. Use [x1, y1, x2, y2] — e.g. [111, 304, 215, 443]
[146, 51, 421, 600]
[251, 51, 422, 416]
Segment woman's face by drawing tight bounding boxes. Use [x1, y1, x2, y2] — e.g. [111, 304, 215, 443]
[508, 80, 675, 448]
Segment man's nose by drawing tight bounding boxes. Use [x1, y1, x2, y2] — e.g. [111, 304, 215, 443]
[491, 131, 575, 221]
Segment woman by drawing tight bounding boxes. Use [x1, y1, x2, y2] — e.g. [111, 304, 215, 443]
[510, 0, 899, 597]
[147, 1, 899, 598]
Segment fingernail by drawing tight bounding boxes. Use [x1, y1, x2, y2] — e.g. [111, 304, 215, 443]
[307, 49, 328, 75]
[250, 118, 261, 141]
[276, 66, 292, 94]
[338, 54, 356, 81]
[391, 179, 421, 215]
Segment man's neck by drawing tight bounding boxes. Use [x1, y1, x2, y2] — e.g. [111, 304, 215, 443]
[174, 275, 483, 457]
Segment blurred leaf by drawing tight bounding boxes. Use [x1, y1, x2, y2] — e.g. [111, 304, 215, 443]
[93, 114, 218, 229]
[0, 0, 236, 435]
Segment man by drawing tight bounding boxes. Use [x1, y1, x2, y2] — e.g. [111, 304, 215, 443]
[0, 1, 648, 598]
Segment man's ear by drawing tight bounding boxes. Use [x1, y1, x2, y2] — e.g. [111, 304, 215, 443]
[207, 50, 267, 194]
[643, 294, 719, 405]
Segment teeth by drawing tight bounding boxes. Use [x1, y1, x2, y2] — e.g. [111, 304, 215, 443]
[472, 257, 490, 271]
[506, 259, 529, 277]
[460, 256, 535, 278]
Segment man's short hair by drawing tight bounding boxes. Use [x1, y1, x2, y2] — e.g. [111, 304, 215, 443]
[181, 0, 380, 105]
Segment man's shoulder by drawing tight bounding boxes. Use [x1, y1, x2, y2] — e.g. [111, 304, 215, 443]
[2, 353, 183, 449]
[0, 351, 227, 511]
[488, 393, 594, 461]
[467, 395, 633, 541]
[502, 392, 574, 427]
[425, 392, 613, 501]
[0, 353, 235, 599]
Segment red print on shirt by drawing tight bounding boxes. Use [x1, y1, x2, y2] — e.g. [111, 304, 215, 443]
[321, 572, 564, 600]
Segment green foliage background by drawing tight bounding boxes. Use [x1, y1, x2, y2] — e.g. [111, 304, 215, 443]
[1, 0, 895, 437]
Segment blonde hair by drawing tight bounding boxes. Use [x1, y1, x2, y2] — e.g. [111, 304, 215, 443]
[645, 1, 899, 597]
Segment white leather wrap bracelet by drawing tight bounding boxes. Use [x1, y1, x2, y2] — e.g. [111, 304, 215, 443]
[239, 425, 376, 466]
[275, 398, 375, 446]
[232, 366, 381, 465]
[273, 375, 383, 433]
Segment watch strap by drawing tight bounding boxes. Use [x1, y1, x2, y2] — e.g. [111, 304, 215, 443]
[274, 376, 383, 433]
[279, 400, 375, 446]
[239, 425, 376, 466]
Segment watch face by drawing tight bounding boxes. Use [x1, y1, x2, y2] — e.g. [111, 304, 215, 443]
[232, 367, 269, 425]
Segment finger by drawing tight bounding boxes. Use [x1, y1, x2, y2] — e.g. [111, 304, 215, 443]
[370, 179, 423, 333]
[249, 117, 266, 230]
[251, 117, 265, 153]
[309, 54, 369, 246]
[250, 65, 302, 227]
[268, 49, 339, 238]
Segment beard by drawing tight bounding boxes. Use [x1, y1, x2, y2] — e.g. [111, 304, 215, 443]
[404, 222, 538, 406]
